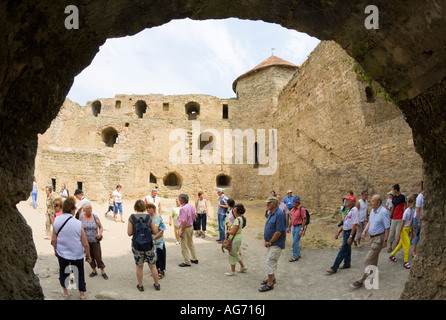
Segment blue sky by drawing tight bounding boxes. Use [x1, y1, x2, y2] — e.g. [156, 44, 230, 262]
[67, 18, 320, 105]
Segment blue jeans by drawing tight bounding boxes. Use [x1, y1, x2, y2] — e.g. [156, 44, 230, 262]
[218, 214, 226, 241]
[292, 225, 302, 258]
[31, 190, 38, 208]
[413, 217, 422, 244]
[331, 230, 352, 271]
[114, 202, 123, 215]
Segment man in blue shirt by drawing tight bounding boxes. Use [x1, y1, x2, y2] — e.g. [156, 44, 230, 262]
[283, 190, 294, 211]
[352, 194, 390, 287]
[259, 196, 287, 292]
[216, 188, 228, 243]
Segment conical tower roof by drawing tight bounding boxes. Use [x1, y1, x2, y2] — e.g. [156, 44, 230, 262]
[232, 55, 298, 93]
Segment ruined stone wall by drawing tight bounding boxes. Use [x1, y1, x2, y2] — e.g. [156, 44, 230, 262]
[273, 41, 423, 215]
[36, 94, 233, 202]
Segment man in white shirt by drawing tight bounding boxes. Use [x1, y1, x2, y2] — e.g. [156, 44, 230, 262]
[327, 195, 359, 274]
[144, 189, 162, 215]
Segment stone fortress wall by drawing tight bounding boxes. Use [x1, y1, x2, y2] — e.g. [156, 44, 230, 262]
[36, 41, 422, 214]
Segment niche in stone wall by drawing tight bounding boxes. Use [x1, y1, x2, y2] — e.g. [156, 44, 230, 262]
[115, 100, 122, 109]
[216, 174, 231, 188]
[199, 132, 215, 150]
[101, 127, 119, 147]
[92, 100, 102, 117]
[135, 100, 147, 118]
[163, 172, 182, 190]
[185, 101, 200, 120]
[150, 173, 157, 184]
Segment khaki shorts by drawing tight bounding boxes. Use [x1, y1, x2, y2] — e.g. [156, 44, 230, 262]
[265, 246, 282, 275]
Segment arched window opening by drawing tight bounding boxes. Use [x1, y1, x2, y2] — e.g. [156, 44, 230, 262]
[216, 174, 231, 188]
[199, 132, 215, 150]
[135, 100, 147, 118]
[101, 127, 119, 147]
[163, 172, 182, 190]
[185, 101, 200, 120]
[92, 100, 101, 117]
[115, 100, 122, 109]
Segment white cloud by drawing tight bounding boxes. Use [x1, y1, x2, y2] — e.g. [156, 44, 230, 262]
[67, 18, 320, 105]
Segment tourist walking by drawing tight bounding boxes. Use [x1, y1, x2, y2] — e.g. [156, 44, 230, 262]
[170, 198, 181, 245]
[226, 198, 236, 229]
[59, 183, 69, 202]
[352, 194, 390, 287]
[283, 190, 294, 212]
[52, 198, 63, 225]
[224, 204, 247, 276]
[104, 193, 114, 217]
[216, 188, 228, 244]
[389, 194, 416, 269]
[127, 199, 159, 291]
[144, 188, 162, 215]
[74, 189, 89, 219]
[31, 177, 38, 209]
[287, 196, 306, 262]
[259, 196, 286, 292]
[388, 184, 407, 252]
[178, 194, 198, 267]
[194, 192, 209, 238]
[276, 194, 289, 228]
[385, 191, 393, 211]
[45, 186, 56, 240]
[80, 201, 108, 280]
[412, 182, 424, 257]
[327, 195, 359, 274]
[355, 190, 369, 251]
[113, 184, 124, 223]
[146, 202, 167, 279]
[51, 197, 91, 300]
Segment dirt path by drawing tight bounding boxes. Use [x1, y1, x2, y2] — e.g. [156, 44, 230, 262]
[18, 195, 410, 300]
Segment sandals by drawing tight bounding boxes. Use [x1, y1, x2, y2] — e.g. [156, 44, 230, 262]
[404, 262, 411, 269]
[258, 284, 274, 292]
[289, 257, 299, 262]
[136, 284, 144, 292]
[154, 283, 161, 291]
[102, 273, 108, 280]
[389, 255, 397, 262]
[89, 272, 97, 277]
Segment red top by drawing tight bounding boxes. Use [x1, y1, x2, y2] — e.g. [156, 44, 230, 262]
[290, 205, 306, 226]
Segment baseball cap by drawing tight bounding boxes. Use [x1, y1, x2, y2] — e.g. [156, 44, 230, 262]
[265, 196, 279, 203]
[344, 195, 356, 202]
[293, 196, 301, 203]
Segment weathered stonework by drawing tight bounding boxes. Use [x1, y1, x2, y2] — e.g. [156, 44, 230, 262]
[36, 41, 422, 215]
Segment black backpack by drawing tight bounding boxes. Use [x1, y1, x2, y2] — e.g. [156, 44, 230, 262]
[132, 215, 153, 251]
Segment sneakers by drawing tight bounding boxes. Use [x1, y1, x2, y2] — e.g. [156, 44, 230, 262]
[238, 267, 248, 273]
[225, 271, 235, 276]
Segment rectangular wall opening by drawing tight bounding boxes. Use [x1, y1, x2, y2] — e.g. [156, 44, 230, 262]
[222, 104, 228, 119]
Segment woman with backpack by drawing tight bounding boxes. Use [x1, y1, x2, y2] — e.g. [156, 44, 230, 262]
[127, 199, 160, 291]
[224, 204, 247, 276]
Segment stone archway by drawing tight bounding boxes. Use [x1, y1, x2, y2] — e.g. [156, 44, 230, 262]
[1, 1, 446, 299]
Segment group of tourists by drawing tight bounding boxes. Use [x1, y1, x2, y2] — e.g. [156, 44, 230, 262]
[325, 183, 424, 289]
[37, 179, 424, 298]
